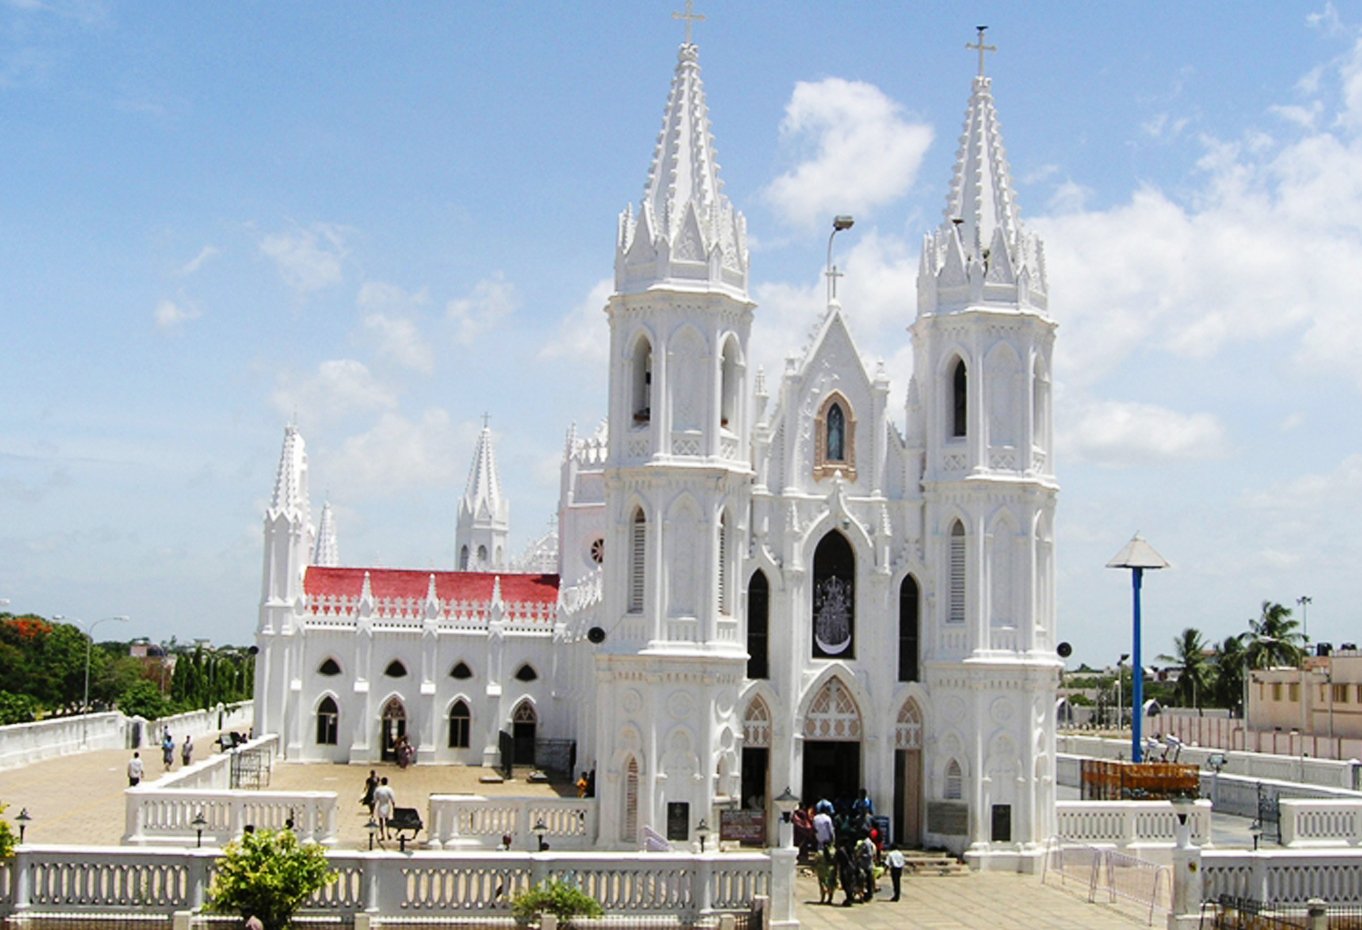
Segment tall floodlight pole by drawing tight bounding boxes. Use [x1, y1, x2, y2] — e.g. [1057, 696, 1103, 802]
[1297, 595, 1312, 644]
[1107, 535, 1170, 763]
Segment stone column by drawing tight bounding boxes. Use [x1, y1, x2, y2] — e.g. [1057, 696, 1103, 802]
[1167, 844, 1203, 930]
[769, 846, 798, 930]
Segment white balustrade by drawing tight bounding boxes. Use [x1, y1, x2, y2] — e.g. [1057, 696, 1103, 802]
[1056, 800, 1211, 851]
[427, 796, 597, 850]
[1201, 848, 1362, 905]
[1280, 799, 1362, 848]
[125, 787, 338, 847]
[0, 847, 775, 920]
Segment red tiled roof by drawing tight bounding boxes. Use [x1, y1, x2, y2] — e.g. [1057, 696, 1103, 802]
[304, 567, 559, 604]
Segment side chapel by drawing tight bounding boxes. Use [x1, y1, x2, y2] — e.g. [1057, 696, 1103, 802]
[252, 26, 1061, 870]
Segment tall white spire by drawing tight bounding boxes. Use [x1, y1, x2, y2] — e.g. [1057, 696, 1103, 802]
[615, 40, 748, 297]
[918, 31, 1047, 315]
[312, 500, 339, 567]
[455, 421, 510, 570]
[268, 424, 310, 522]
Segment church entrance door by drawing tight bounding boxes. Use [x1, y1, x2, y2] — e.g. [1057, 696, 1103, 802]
[512, 701, 537, 766]
[802, 741, 859, 809]
[893, 699, 924, 847]
[380, 698, 406, 762]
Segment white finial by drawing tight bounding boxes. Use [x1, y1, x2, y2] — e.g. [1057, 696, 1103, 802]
[967, 25, 997, 77]
[673, 0, 704, 45]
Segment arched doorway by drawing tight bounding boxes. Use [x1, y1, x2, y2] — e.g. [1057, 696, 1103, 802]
[894, 699, 924, 847]
[801, 677, 862, 806]
[380, 697, 406, 762]
[512, 701, 537, 766]
[742, 697, 771, 821]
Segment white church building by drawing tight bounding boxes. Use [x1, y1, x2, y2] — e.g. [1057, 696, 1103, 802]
[253, 31, 1061, 871]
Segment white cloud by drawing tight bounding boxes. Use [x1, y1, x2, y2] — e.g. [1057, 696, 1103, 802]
[1060, 398, 1229, 466]
[446, 273, 517, 345]
[271, 359, 397, 427]
[539, 277, 612, 363]
[177, 245, 219, 276]
[328, 409, 464, 491]
[260, 223, 348, 296]
[357, 281, 433, 373]
[763, 78, 933, 230]
[154, 298, 200, 328]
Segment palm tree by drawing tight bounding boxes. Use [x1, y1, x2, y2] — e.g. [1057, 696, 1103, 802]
[1159, 627, 1213, 712]
[1245, 601, 1304, 669]
[1213, 633, 1248, 712]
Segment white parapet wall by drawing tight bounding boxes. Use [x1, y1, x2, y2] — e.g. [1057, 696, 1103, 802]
[427, 795, 597, 850]
[1201, 847, 1362, 905]
[121, 734, 341, 847]
[0, 846, 782, 922]
[1279, 799, 1362, 848]
[0, 702, 253, 772]
[1056, 799, 1211, 855]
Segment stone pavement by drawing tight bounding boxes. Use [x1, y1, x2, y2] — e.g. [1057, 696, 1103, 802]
[0, 747, 1153, 927]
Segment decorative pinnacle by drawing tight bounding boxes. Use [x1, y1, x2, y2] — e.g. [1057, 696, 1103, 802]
[967, 25, 996, 77]
[673, 0, 704, 45]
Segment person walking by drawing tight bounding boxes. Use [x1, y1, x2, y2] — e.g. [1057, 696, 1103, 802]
[161, 731, 175, 770]
[181, 734, 193, 767]
[372, 776, 396, 841]
[886, 844, 905, 901]
[127, 751, 144, 786]
[361, 769, 379, 815]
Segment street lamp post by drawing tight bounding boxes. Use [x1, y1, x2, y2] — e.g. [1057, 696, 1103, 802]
[1116, 654, 1130, 732]
[1107, 535, 1170, 763]
[56, 614, 130, 714]
[825, 215, 855, 304]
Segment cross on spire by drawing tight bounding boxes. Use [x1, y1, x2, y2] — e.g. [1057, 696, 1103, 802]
[966, 25, 996, 77]
[673, 0, 704, 46]
[482, 412, 490, 429]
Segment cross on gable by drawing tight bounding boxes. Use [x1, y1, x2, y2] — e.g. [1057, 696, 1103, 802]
[966, 25, 997, 77]
[673, 0, 704, 46]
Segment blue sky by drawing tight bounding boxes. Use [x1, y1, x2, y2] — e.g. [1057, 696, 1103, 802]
[4, 2, 1362, 667]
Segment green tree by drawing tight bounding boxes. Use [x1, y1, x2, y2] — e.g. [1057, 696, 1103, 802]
[1246, 601, 1304, 669]
[1213, 634, 1248, 711]
[0, 691, 38, 725]
[1159, 627, 1213, 712]
[118, 679, 172, 720]
[207, 829, 334, 930]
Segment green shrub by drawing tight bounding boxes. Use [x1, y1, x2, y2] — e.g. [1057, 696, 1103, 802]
[511, 879, 604, 925]
[0, 802, 17, 859]
[206, 829, 334, 930]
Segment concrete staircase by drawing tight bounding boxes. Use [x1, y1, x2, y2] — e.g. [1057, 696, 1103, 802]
[901, 850, 970, 876]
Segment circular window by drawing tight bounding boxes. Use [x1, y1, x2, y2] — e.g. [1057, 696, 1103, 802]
[589, 537, 605, 564]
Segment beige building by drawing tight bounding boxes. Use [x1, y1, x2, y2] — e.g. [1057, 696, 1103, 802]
[1247, 648, 1362, 741]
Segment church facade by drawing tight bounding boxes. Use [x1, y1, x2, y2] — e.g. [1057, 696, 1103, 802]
[253, 34, 1061, 870]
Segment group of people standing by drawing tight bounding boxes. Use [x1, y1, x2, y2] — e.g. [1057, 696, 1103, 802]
[127, 732, 195, 785]
[794, 790, 907, 906]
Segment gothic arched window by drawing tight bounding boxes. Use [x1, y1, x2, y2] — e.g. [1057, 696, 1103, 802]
[628, 507, 647, 613]
[747, 570, 769, 679]
[450, 661, 473, 680]
[514, 663, 538, 682]
[316, 696, 338, 745]
[945, 759, 963, 800]
[384, 660, 408, 678]
[632, 338, 653, 426]
[318, 658, 341, 677]
[828, 404, 845, 461]
[720, 337, 739, 431]
[448, 700, 470, 749]
[951, 358, 968, 438]
[899, 575, 920, 681]
[459, 545, 470, 570]
[811, 531, 855, 659]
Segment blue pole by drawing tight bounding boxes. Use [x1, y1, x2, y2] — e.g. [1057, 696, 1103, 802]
[1131, 567, 1144, 763]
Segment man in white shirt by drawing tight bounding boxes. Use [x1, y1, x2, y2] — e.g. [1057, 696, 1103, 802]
[127, 751, 144, 786]
[813, 807, 835, 850]
[372, 777, 396, 840]
[886, 844, 906, 901]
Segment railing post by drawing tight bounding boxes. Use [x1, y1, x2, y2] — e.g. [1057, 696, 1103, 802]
[768, 846, 797, 929]
[13, 848, 32, 913]
[1308, 898, 1327, 930]
[363, 852, 380, 914]
[1168, 843, 1203, 930]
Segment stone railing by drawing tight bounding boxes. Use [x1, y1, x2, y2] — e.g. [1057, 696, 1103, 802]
[0, 703, 254, 773]
[1058, 735, 1361, 790]
[122, 735, 338, 846]
[1201, 848, 1362, 905]
[0, 846, 779, 921]
[1280, 799, 1362, 848]
[427, 795, 597, 850]
[1056, 800, 1211, 853]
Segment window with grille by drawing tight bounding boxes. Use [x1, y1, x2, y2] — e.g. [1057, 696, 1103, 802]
[717, 513, 728, 614]
[628, 508, 646, 613]
[948, 521, 966, 624]
[945, 759, 963, 800]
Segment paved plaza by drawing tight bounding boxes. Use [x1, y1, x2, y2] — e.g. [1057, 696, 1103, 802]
[0, 746, 1155, 928]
